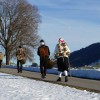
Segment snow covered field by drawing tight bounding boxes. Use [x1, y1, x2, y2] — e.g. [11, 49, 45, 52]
[0, 72, 100, 100]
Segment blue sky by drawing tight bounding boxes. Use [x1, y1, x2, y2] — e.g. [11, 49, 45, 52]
[28, 0, 100, 64]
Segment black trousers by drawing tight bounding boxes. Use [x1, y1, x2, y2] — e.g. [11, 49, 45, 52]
[57, 57, 69, 72]
[40, 56, 49, 76]
[17, 60, 23, 72]
[0, 60, 2, 68]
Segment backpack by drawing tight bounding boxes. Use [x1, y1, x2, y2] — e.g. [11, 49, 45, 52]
[17, 48, 25, 61]
[17, 48, 23, 55]
[39, 46, 49, 56]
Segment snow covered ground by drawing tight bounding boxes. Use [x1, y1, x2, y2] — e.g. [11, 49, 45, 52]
[0, 72, 100, 100]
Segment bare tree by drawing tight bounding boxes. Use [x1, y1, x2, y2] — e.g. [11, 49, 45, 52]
[0, 0, 41, 65]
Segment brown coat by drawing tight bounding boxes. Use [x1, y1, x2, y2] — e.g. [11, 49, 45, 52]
[0, 52, 4, 60]
[16, 48, 25, 60]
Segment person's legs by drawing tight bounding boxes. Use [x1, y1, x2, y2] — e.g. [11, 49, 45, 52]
[64, 70, 68, 76]
[40, 57, 44, 78]
[40, 66, 43, 76]
[63, 57, 69, 72]
[43, 67, 46, 78]
[64, 70, 68, 82]
[43, 57, 49, 77]
[63, 57, 69, 82]
[56, 57, 63, 81]
[0, 60, 2, 68]
[57, 71, 62, 81]
[17, 60, 20, 73]
[59, 71, 63, 77]
[20, 60, 23, 73]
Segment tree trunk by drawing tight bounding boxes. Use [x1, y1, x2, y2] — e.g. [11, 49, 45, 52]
[5, 49, 10, 65]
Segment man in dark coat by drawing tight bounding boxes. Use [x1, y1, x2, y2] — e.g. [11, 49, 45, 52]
[37, 40, 50, 78]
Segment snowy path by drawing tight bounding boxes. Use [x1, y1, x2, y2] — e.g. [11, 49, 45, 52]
[0, 73, 100, 100]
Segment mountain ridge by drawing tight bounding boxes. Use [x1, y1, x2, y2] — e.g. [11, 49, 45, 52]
[69, 42, 100, 67]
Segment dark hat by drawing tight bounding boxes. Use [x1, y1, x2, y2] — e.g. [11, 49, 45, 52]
[40, 39, 44, 42]
[19, 45, 22, 48]
[40, 39, 45, 45]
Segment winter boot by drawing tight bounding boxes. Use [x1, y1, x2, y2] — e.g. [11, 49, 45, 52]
[65, 76, 68, 82]
[41, 74, 44, 78]
[44, 73, 46, 78]
[41, 74, 46, 78]
[57, 77, 61, 81]
[20, 70, 22, 73]
[17, 70, 20, 73]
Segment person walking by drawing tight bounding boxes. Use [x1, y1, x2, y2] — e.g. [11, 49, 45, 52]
[37, 40, 50, 78]
[16, 45, 25, 73]
[54, 38, 70, 82]
[0, 52, 4, 68]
